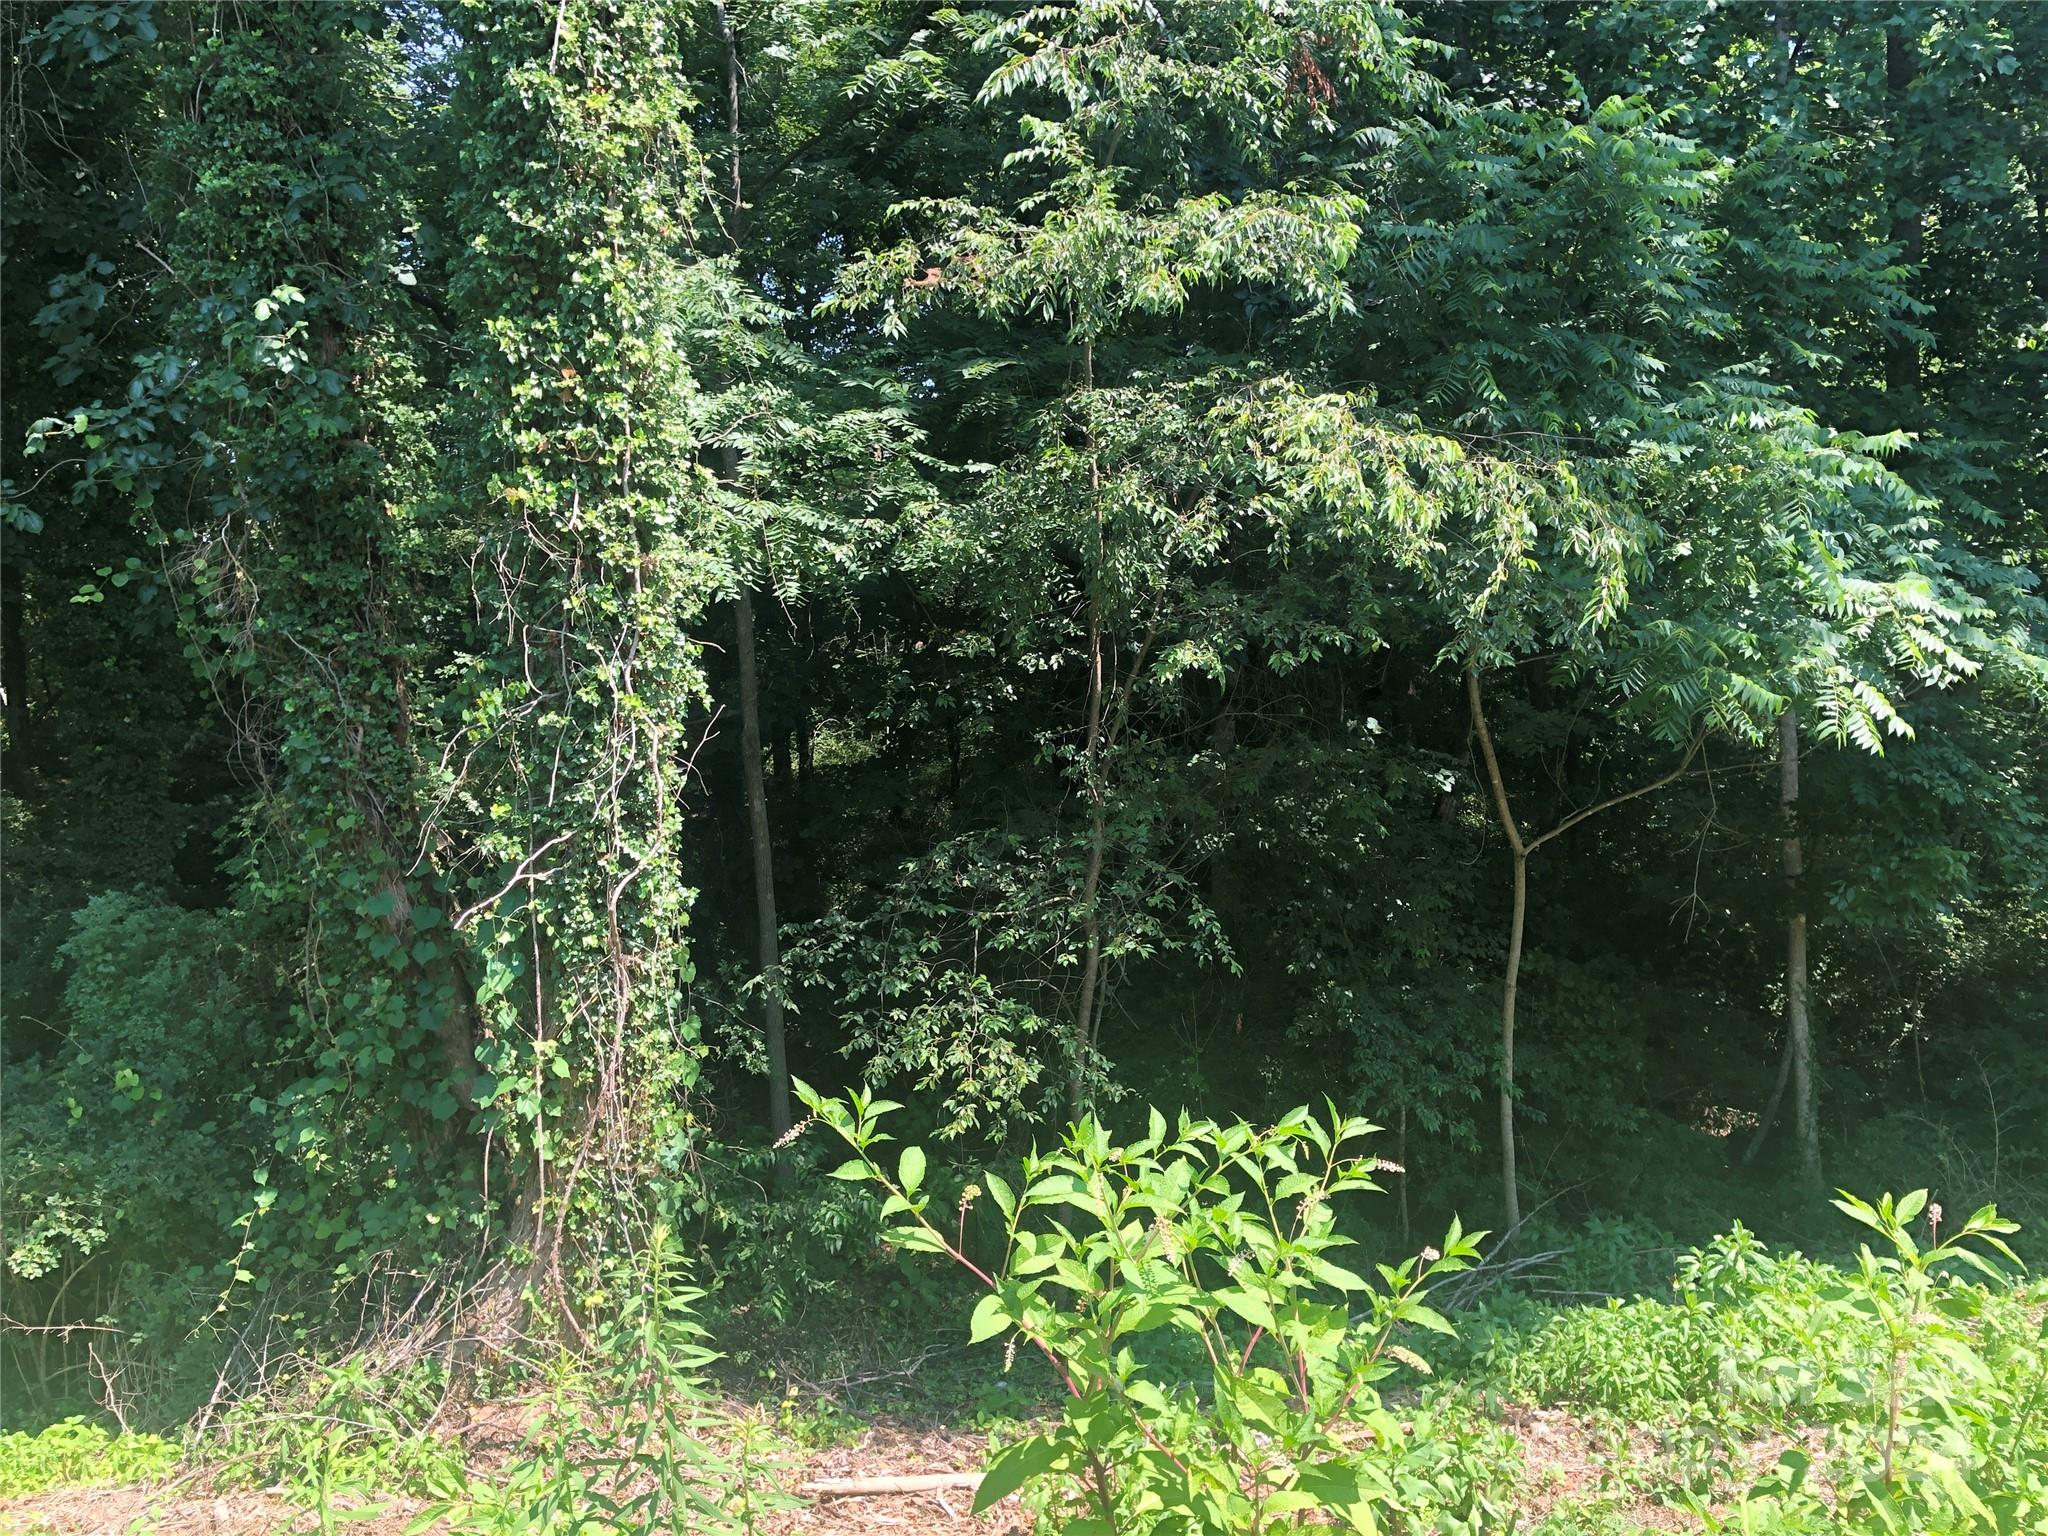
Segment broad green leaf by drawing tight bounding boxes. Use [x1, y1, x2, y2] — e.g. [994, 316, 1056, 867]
[898, 1145, 927, 1194]
[969, 1291, 1010, 1343]
[973, 1435, 1062, 1513]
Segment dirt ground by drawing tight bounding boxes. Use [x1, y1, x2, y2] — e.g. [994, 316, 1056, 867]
[1500, 1402, 1693, 1532]
[0, 1417, 1021, 1536]
[0, 1401, 1812, 1534]
[770, 1423, 1023, 1536]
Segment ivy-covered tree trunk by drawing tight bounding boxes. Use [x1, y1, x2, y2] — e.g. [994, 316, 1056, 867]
[446, 0, 713, 1289]
[142, 6, 487, 1269]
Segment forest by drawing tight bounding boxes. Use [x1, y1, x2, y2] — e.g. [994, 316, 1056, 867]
[2, 1, 2046, 1532]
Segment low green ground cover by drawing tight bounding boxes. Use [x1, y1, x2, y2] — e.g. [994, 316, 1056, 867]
[3, 1115, 2039, 1536]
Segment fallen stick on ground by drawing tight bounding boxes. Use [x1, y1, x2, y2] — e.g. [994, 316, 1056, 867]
[799, 1473, 985, 1497]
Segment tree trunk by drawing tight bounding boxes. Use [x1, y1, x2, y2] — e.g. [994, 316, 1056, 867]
[1467, 665, 1527, 1235]
[1067, 334, 1106, 1126]
[1780, 706, 1821, 1191]
[1885, 26, 1922, 407]
[735, 584, 792, 1144]
[1068, 598, 1107, 1125]
[1467, 664, 1704, 1234]
[1499, 848, 1526, 1234]
[711, 1, 790, 1147]
[1, 548, 28, 787]
[1206, 674, 1237, 914]
[1397, 1105, 1411, 1246]
[1742, 1024, 1796, 1168]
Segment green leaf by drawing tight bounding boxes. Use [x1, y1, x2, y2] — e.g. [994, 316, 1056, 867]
[986, 1173, 1017, 1221]
[1306, 1256, 1371, 1292]
[973, 1435, 1062, 1512]
[1215, 1288, 1277, 1331]
[898, 1145, 927, 1195]
[1296, 1462, 1380, 1534]
[968, 1292, 1009, 1343]
[1400, 1304, 1457, 1337]
[1832, 1193, 1887, 1235]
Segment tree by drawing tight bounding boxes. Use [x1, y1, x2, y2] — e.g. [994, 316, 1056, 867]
[829, 0, 1436, 1122]
[710, 0, 791, 1149]
[22, 0, 482, 1274]
[440, 0, 716, 1291]
[686, 0, 931, 1147]
[1779, 705, 1822, 1191]
[1467, 667, 1705, 1233]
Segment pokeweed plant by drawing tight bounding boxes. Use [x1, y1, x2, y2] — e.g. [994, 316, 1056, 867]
[1829, 1190, 2023, 1524]
[797, 1082, 1484, 1535]
[1696, 1191, 2036, 1536]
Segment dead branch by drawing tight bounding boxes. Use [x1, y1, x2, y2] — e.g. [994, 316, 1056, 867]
[799, 1473, 985, 1497]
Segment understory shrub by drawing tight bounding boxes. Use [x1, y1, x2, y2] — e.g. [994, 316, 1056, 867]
[1482, 1195, 2046, 1533]
[803, 1084, 1517, 1534]
[415, 1224, 797, 1536]
[1, 892, 278, 1425]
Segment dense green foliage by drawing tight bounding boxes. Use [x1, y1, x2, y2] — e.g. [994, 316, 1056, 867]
[0, 1417, 177, 1496]
[808, 1095, 2043, 1535]
[807, 1087, 1501, 1534]
[1475, 1196, 2048, 1534]
[3, 4, 2045, 1525]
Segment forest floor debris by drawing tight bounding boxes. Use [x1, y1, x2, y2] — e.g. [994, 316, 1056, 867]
[0, 1414, 1020, 1536]
[0, 1398, 1796, 1536]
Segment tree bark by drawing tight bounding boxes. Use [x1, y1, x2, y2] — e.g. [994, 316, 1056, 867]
[1467, 667, 1527, 1235]
[736, 584, 792, 1143]
[1067, 334, 1106, 1125]
[1885, 26, 1922, 407]
[1741, 1024, 1796, 1168]
[1468, 663, 1707, 1236]
[1206, 673, 1237, 914]
[1068, 599, 1107, 1125]
[1780, 706, 1821, 1191]
[1499, 849, 1527, 1232]
[1397, 1105, 1412, 1246]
